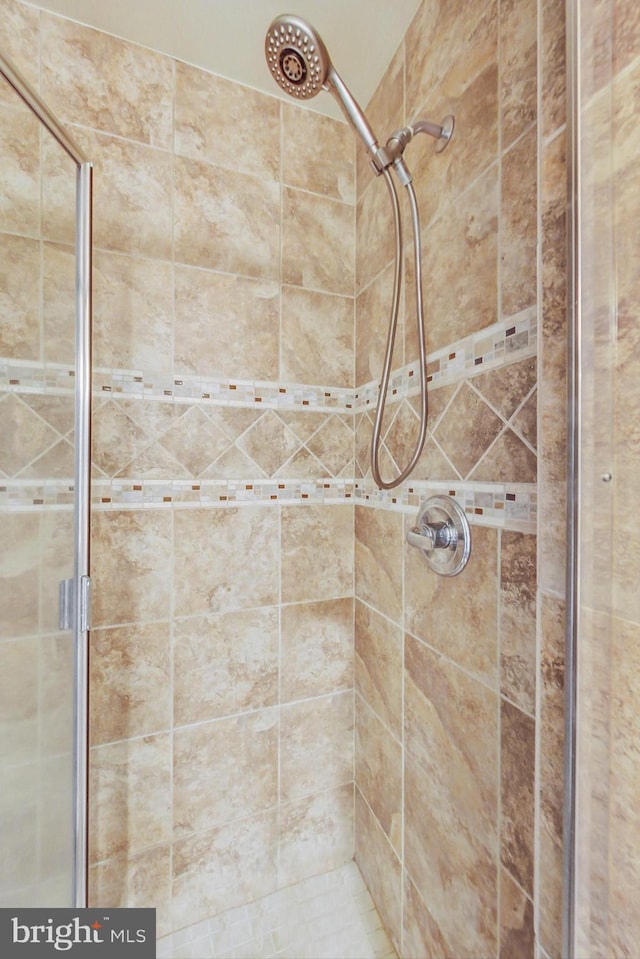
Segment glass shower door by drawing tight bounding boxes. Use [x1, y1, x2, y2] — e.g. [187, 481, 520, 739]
[0, 53, 92, 908]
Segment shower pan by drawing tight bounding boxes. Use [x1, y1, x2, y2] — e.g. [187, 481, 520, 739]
[0, 49, 92, 908]
[265, 14, 454, 489]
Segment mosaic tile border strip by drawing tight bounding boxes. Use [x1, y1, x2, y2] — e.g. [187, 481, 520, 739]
[1, 307, 536, 413]
[354, 478, 537, 533]
[354, 307, 537, 411]
[2, 476, 536, 532]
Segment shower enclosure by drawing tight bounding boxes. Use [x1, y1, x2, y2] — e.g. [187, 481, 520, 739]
[0, 51, 92, 908]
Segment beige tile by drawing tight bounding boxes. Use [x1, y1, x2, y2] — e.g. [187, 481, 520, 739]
[236, 410, 300, 477]
[42, 241, 76, 366]
[90, 509, 173, 627]
[501, 700, 535, 897]
[500, 867, 534, 959]
[281, 286, 354, 388]
[281, 504, 353, 604]
[538, 818, 563, 958]
[0, 513, 40, 639]
[355, 696, 402, 854]
[500, 531, 537, 713]
[40, 510, 74, 633]
[280, 692, 354, 802]
[0, 0, 40, 101]
[0, 637, 39, 764]
[173, 710, 278, 838]
[403, 871, 452, 959]
[41, 13, 173, 146]
[541, 0, 566, 138]
[405, 521, 499, 686]
[473, 357, 537, 421]
[39, 634, 73, 757]
[470, 427, 537, 484]
[422, 166, 499, 351]
[280, 598, 353, 703]
[92, 400, 153, 478]
[175, 156, 280, 278]
[356, 178, 395, 295]
[0, 101, 40, 235]
[355, 506, 403, 624]
[306, 416, 354, 478]
[156, 407, 231, 478]
[500, 0, 537, 149]
[93, 251, 174, 372]
[174, 265, 279, 379]
[279, 784, 354, 889]
[173, 608, 278, 725]
[355, 788, 402, 954]
[40, 128, 77, 245]
[0, 761, 39, 894]
[0, 233, 40, 359]
[173, 506, 278, 617]
[89, 733, 172, 863]
[0, 394, 59, 477]
[90, 623, 172, 746]
[172, 811, 278, 928]
[89, 844, 172, 938]
[357, 44, 404, 196]
[283, 103, 355, 202]
[175, 61, 280, 180]
[354, 599, 402, 739]
[283, 187, 354, 295]
[502, 126, 538, 317]
[356, 260, 402, 387]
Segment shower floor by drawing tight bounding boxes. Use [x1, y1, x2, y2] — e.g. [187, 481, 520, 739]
[156, 861, 397, 959]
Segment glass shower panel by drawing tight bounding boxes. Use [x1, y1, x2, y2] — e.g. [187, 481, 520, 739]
[0, 71, 77, 907]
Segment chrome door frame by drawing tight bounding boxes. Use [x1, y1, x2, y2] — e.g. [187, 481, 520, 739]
[0, 50, 93, 908]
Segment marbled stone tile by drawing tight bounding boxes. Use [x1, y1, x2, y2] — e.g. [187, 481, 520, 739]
[39, 634, 73, 757]
[0, 232, 40, 359]
[92, 400, 154, 478]
[89, 844, 172, 937]
[502, 125, 538, 317]
[539, 820, 563, 958]
[541, 0, 566, 138]
[469, 427, 537, 483]
[90, 509, 172, 627]
[608, 616, 640, 957]
[500, 0, 537, 149]
[236, 410, 300, 477]
[283, 103, 355, 202]
[173, 607, 278, 725]
[175, 61, 280, 180]
[405, 0, 497, 120]
[281, 504, 353, 604]
[41, 13, 173, 147]
[473, 356, 537, 422]
[175, 157, 280, 279]
[500, 867, 534, 959]
[430, 381, 504, 478]
[355, 787, 402, 954]
[356, 260, 401, 387]
[156, 407, 231, 478]
[42, 241, 75, 366]
[0, 394, 59, 477]
[356, 44, 404, 196]
[501, 699, 535, 896]
[306, 415, 353, 478]
[355, 177, 395, 294]
[0, 637, 38, 765]
[90, 623, 172, 746]
[282, 187, 354, 296]
[0, 101, 40, 235]
[0, 513, 39, 639]
[173, 506, 278, 617]
[173, 709, 278, 838]
[405, 521, 499, 686]
[355, 506, 403, 624]
[423, 165, 499, 351]
[0, 0, 40, 101]
[354, 599, 402, 738]
[279, 784, 354, 890]
[280, 692, 354, 802]
[38, 752, 73, 889]
[174, 265, 279, 379]
[355, 695, 402, 854]
[0, 761, 38, 895]
[382, 401, 422, 478]
[39, 127, 77, 246]
[280, 598, 353, 703]
[172, 811, 278, 928]
[500, 531, 537, 713]
[404, 870, 453, 959]
[411, 62, 499, 231]
[93, 251, 174, 372]
[281, 286, 354, 388]
[89, 733, 172, 864]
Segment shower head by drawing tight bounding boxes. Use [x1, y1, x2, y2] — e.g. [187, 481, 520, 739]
[265, 14, 381, 159]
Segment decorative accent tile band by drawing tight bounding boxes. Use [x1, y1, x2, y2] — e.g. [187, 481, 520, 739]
[1, 307, 536, 414]
[354, 307, 537, 411]
[90, 478, 354, 509]
[354, 478, 537, 533]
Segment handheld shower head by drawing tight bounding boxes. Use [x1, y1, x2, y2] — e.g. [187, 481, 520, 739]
[265, 14, 381, 159]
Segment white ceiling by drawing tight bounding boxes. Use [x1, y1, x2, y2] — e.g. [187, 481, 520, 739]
[28, 0, 422, 119]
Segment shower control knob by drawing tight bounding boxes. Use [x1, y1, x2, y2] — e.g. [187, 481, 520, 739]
[407, 495, 471, 576]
